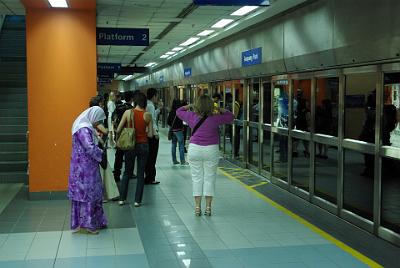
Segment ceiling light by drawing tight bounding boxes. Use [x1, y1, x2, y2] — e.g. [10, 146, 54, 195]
[165, 51, 175, 55]
[123, 75, 133, 81]
[160, 55, 169, 58]
[48, 0, 68, 8]
[172, 47, 184, 51]
[211, 19, 234, 28]
[179, 37, 200, 47]
[197, 30, 215, 37]
[145, 62, 157, 67]
[231, 6, 258, 16]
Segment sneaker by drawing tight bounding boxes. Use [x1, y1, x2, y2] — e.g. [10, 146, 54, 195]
[173, 160, 180, 165]
[181, 161, 189, 166]
[118, 200, 125, 206]
[134, 202, 141, 207]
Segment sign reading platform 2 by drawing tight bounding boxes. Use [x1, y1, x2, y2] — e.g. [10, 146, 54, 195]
[242, 47, 262, 67]
[97, 28, 149, 46]
[193, 0, 269, 6]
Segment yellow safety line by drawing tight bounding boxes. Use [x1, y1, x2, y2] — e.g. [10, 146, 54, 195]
[249, 181, 269, 188]
[217, 168, 383, 268]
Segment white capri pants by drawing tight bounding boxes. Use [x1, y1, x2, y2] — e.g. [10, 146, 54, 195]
[188, 143, 219, 197]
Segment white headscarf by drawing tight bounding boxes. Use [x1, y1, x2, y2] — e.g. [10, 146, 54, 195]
[71, 106, 106, 135]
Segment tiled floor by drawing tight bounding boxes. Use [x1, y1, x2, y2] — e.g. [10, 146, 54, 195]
[0, 134, 377, 267]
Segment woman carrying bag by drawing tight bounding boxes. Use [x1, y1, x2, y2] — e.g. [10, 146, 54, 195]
[116, 92, 153, 207]
[177, 95, 234, 216]
[167, 99, 187, 165]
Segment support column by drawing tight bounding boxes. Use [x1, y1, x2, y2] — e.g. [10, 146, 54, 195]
[23, 0, 97, 197]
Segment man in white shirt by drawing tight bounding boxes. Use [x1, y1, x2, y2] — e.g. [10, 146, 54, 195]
[145, 88, 160, 184]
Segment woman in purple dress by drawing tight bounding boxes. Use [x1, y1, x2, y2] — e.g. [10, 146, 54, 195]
[68, 106, 108, 234]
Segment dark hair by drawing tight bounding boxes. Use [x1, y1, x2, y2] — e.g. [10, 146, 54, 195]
[124, 91, 134, 103]
[171, 99, 182, 111]
[135, 92, 147, 109]
[147, 88, 158, 100]
[89, 95, 104, 107]
[212, 93, 221, 100]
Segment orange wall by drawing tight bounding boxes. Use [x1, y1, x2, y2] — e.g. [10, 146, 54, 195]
[26, 7, 97, 192]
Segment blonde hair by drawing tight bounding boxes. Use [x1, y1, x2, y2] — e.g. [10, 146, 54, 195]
[194, 95, 213, 117]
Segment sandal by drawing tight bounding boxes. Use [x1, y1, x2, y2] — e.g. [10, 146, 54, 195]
[195, 207, 201, 216]
[204, 207, 212, 216]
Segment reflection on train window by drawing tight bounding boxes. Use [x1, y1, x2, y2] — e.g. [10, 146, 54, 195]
[249, 81, 260, 123]
[381, 156, 400, 234]
[248, 127, 259, 167]
[233, 122, 243, 160]
[262, 130, 271, 172]
[272, 134, 288, 182]
[315, 144, 338, 204]
[345, 73, 376, 142]
[263, 82, 272, 124]
[292, 140, 310, 192]
[343, 149, 374, 221]
[316, 77, 339, 137]
[292, 79, 311, 134]
[273, 80, 289, 128]
[382, 72, 400, 147]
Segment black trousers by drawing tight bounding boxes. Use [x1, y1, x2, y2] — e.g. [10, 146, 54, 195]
[113, 148, 125, 182]
[145, 137, 159, 183]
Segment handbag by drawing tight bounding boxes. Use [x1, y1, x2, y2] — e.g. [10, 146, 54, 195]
[168, 115, 177, 141]
[100, 162, 120, 200]
[116, 109, 136, 150]
[98, 137, 108, 169]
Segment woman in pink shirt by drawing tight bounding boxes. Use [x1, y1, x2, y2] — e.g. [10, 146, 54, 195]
[177, 95, 234, 216]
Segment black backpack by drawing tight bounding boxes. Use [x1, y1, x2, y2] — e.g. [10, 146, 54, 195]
[113, 102, 132, 128]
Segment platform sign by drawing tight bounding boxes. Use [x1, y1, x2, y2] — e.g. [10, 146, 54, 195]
[97, 63, 121, 73]
[159, 75, 165, 83]
[97, 28, 149, 46]
[184, 68, 192, 78]
[242, 47, 262, 67]
[193, 0, 269, 5]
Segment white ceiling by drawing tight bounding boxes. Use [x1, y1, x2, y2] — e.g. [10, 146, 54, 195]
[0, 0, 306, 72]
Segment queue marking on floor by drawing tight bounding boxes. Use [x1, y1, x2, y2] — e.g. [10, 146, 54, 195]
[217, 167, 383, 268]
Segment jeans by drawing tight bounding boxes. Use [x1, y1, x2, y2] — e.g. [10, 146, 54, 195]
[119, 143, 149, 203]
[172, 130, 185, 163]
[145, 137, 159, 183]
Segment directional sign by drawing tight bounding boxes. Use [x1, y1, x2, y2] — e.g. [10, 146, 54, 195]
[97, 63, 121, 73]
[193, 0, 269, 6]
[97, 28, 149, 46]
[242, 47, 262, 67]
[184, 68, 192, 78]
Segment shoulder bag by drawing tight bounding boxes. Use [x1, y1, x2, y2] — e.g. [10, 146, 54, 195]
[168, 115, 177, 140]
[191, 115, 208, 136]
[116, 109, 136, 150]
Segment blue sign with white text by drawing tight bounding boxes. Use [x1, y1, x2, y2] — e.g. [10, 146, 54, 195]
[159, 75, 164, 83]
[97, 63, 121, 73]
[97, 28, 149, 46]
[193, 0, 269, 6]
[184, 68, 192, 77]
[242, 47, 262, 67]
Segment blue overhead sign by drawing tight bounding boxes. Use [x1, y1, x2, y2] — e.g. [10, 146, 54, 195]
[97, 28, 149, 46]
[193, 0, 269, 6]
[242, 47, 262, 67]
[184, 68, 192, 78]
[159, 75, 165, 83]
[97, 63, 121, 73]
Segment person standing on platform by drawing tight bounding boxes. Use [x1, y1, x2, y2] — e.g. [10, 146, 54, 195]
[177, 95, 234, 217]
[107, 91, 117, 147]
[116, 92, 153, 207]
[145, 88, 161, 185]
[167, 99, 187, 165]
[112, 91, 134, 182]
[68, 106, 108, 234]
